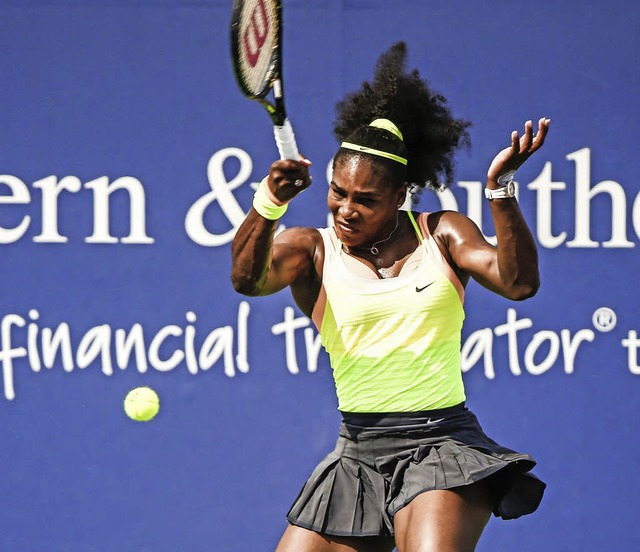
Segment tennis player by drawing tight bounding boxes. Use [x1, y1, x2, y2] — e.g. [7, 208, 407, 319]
[231, 42, 549, 552]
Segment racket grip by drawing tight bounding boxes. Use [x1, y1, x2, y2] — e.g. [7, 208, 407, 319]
[274, 119, 300, 160]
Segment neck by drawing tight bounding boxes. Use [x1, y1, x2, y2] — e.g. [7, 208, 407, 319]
[355, 212, 401, 257]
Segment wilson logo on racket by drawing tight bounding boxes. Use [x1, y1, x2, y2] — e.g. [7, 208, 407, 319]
[243, 0, 269, 67]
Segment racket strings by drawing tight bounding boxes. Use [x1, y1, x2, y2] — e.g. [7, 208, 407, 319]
[236, 0, 279, 96]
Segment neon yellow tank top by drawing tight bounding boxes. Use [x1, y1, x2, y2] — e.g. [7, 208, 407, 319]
[312, 211, 466, 413]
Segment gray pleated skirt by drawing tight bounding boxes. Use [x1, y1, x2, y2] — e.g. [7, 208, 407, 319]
[286, 403, 545, 537]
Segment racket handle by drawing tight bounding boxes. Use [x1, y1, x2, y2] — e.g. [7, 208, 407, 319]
[274, 119, 300, 160]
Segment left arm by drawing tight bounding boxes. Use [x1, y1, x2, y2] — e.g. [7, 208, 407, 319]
[439, 118, 551, 300]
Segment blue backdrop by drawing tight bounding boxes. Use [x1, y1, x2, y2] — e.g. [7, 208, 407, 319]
[1, 1, 638, 551]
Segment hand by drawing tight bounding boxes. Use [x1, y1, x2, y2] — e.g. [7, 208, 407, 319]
[487, 118, 551, 185]
[267, 157, 313, 204]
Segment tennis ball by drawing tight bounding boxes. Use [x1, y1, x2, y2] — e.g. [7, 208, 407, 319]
[124, 386, 160, 422]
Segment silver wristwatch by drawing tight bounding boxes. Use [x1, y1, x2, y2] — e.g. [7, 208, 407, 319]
[484, 180, 516, 200]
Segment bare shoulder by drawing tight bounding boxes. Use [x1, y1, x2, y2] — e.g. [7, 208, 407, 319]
[274, 225, 324, 254]
[275, 226, 325, 317]
[273, 226, 325, 279]
[275, 225, 323, 242]
[425, 209, 483, 245]
[423, 210, 489, 286]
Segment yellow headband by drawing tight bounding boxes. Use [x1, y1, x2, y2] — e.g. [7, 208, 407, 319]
[369, 118, 404, 141]
[339, 119, 407, 165]
[339, 142, 408, 165]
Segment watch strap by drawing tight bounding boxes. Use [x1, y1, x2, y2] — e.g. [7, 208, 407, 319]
[485, 181, 516, 200]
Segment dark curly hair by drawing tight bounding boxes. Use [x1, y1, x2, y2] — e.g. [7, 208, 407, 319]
[333, 41, 471, 193]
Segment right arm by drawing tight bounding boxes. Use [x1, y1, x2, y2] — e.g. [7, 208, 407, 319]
[231, 158, 317, 297]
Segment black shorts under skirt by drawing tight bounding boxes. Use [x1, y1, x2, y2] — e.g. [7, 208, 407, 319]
[286, 403, 545, 537]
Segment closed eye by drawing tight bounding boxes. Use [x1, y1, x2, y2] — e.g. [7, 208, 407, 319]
[356, 197, 377, 207]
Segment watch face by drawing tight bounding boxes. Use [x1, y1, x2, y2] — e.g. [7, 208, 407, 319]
[485, 181, 516, 199]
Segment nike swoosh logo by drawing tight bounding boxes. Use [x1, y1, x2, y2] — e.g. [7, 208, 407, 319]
[415, 282, 434, 293]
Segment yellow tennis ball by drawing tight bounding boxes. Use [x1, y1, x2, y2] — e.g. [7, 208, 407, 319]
[124, 386, 160, 422]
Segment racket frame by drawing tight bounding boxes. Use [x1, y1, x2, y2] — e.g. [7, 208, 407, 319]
[230, 0, 299, 159]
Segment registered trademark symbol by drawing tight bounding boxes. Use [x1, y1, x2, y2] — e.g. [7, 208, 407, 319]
[592, 307, 617, 332]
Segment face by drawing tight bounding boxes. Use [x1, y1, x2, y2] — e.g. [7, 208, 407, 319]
[328, 157, 407, 249]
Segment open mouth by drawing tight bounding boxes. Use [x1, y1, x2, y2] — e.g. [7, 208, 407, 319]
[336, 221, 359, 239]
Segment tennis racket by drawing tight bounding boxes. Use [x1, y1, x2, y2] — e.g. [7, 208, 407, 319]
[230, 0, 300, 161]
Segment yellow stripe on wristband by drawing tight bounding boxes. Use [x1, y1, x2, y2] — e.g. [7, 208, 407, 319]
[252, 178, 289, 220]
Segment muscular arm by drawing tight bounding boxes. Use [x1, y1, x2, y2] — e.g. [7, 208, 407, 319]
[231, 215, 319, 296]
[230, 158, 322, 313]
[435, 118, 550, 300]
[436, 206, 539, 300]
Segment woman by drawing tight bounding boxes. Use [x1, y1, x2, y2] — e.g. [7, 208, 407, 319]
[231, 43, 549, 552]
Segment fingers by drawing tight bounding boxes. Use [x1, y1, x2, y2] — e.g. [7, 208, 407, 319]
[269, 158, 313, 202]
[489, 117, 551, 182]
[530, 117, 551, 151]
[511, 120, 533, 155]
[272, 158, 311, 180]
[515, 118, 551, 155]
[511, 130, 520, 151]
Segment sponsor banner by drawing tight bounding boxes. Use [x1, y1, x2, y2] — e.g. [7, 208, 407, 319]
[0, 2, 637, 551]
